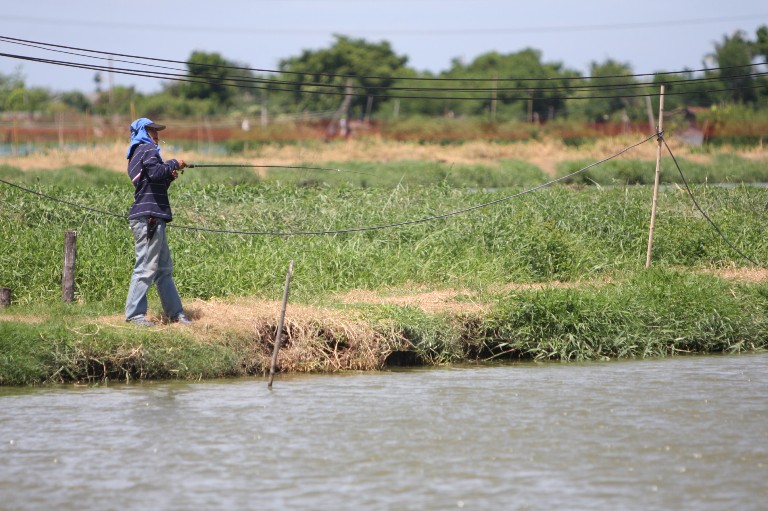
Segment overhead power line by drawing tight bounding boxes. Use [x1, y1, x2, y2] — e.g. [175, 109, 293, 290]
[2, 50, 766, 102]
[2, 36, 765, 96]
[2, 35, 766, 83]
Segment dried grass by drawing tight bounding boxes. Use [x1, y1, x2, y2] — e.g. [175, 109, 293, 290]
[706, 267, 768, 283]
[98, 297, 407, 372]
[6, 137, 766, 175]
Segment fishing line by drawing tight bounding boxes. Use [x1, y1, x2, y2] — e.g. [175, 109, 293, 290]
[168, 133, 660, 235]
[660, 135, 764, 267]
[187, 163, 379, 178]
[0, 133, 658, 236]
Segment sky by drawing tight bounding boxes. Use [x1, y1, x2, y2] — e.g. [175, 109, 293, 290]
[0, 0, 766, 94]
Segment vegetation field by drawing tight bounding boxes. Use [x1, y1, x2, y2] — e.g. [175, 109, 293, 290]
[1, 137, 768, 385]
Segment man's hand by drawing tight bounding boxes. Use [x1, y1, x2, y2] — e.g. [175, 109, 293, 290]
[171, 159, 188, 181]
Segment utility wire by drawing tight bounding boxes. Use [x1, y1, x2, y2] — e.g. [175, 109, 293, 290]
[187, 163, 379, 178]
[2, 51, 766, 102]
[2, 35, 764, 94]
[0, 133, 658, 236]
[2, 35, 766, 83]
[660, 135, 763, 266]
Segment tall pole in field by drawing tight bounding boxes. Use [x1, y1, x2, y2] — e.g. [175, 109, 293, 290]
[645, 86, 665, 269]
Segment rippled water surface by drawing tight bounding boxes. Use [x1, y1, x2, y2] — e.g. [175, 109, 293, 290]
[1, 354, 767, 511]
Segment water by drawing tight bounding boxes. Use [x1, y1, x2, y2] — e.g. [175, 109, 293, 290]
[1, 354, 766, 511]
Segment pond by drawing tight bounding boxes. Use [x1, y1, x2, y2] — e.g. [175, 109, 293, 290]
[1, 353, 766, 510]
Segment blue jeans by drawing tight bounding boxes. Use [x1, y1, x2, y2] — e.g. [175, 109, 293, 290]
[125, 217, 184, 321]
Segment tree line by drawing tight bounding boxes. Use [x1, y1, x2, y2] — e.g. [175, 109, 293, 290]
[1, 26, 767, 124]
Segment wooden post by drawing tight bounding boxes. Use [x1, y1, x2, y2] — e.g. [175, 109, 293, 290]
[645, 95, 656, 133]
[11, 117, 18, 156]
[268, 261, 294, 389]
[57, 112, 65, 148]
[85, 110, 91, 146]
[62, 230, 77, 302]
[0, 288, 10, 308]
[527, 89, 534, 123]
[645, 86, 665, 269]
[490, 75, 497, 123]
[261, 93, 268, 128]
[365, 95, 373, 123]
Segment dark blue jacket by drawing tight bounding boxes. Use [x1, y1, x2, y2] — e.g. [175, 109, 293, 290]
[127, 143, 181, 221]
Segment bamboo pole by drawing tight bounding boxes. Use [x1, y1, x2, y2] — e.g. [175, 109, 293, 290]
[268, 261, 294, 389]
[645, 85, 665, 269]
[62, 230, 77, 302]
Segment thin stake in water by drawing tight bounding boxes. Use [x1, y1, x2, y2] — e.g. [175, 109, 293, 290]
[268, 260, 294, 389]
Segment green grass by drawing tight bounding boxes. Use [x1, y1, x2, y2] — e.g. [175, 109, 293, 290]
[177, 158, 548, 189]
[556, 155, 768, 186]
[466, 269, 768, 361]
[2, 166, 768, 304]
[0, 320, 247, 385]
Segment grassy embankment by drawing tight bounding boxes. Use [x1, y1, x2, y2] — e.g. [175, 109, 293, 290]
[1, 137, 768, 385]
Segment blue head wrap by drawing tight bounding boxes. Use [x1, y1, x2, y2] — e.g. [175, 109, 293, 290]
[126, 117, 162, 159]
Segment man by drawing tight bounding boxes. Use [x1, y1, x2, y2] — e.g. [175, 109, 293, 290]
[124, 117, 192, 326]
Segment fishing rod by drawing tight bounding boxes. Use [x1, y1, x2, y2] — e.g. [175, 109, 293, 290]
[186, 163, 379, 178]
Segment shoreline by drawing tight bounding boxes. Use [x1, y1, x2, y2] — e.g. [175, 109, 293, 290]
[3, 269, 767, 386]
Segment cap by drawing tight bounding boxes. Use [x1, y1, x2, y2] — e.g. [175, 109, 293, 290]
[145, 122, 166, 131]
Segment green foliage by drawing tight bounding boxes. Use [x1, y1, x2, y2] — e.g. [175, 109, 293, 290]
[91, 85, 140, 116]
[565, 59, 640, 122]
[4, 25, 768, 122]
[368, 305, 463, 365]
[56, 91, 91, 113]
[0, 320, 243, 385]
[706, 30, 759, 104]
[556, 155, 768, 185]
[278, 35, 409, 116]
[182, 51, 242, 105]
[469, 269, 768, 361]
[430, 49, 581, 121]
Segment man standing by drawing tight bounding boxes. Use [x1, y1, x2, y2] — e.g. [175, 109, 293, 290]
[124, 117, 192, 326]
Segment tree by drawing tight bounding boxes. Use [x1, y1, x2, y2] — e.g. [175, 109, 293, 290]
[278, 35, 409, 116]
[651, 69, 713, 110]
[441, 49, 580, 121]
[57, 91, 91, 112]
[92, 86, 139, 115]
[181, 51, 247, 106]
[0, 71, 51, 113]
[706, 30, 757, 104]
[568, 59, 638, 122]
